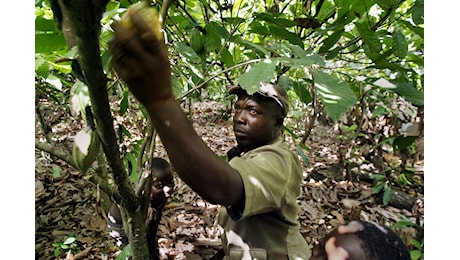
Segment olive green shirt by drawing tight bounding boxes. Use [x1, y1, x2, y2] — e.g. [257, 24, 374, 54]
[218, 135, 311, 259]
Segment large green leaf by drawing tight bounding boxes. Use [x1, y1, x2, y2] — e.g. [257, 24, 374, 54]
[277, 76, 294, 90]
[392, 30, 408, 59]
[412, 0, 424, 25]
[253, 13, 297, 27]
[35, 16, 59, 32]
[204, 22, 223, 52]
[268, 24, 303, 47]
[375, 0, 397, 10]
[316, 0, 336, 21]
[311, 69, 357, 122]
[35, 55, 50, 78]
[220, 48, 234, 67]
[319, 29, 344, 53]
[119, 88, 129, 116]
[238, 59, 276, 94]
[276, 55, 325, 67]
[35, 33, 67, 54]
[248, 21, 270, 35]
[373, 78, 424, 106]
[355, 22, 382, 52]
[234, 37, 270, 57]
[292, 81, 312, 105]
[174, 41, 201, 64]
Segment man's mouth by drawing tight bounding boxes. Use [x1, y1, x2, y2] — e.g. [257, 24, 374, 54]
[235, 132, 246, 139]
[234, 127, 246, 137]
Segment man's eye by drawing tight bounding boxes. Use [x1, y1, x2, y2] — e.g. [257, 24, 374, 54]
[249, 109, 259, 115]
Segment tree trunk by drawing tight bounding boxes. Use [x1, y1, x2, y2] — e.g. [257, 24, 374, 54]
[55, 0, 150, 258]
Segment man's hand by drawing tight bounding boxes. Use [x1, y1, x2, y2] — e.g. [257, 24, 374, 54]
[109, 9, 172, 106]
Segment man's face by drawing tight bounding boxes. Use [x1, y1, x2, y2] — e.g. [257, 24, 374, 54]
[232, 94, 282, 151]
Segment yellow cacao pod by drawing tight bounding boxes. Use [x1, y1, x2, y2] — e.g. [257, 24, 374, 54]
[72, 126, 101, 174]
[120, 1, 163, 40]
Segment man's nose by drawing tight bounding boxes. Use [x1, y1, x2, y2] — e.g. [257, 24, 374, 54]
[234, 110, 247, 124]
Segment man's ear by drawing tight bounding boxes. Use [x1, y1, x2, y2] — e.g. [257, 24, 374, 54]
[275, 117, 284, 128]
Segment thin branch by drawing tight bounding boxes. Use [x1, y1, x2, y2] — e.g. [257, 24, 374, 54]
[35, 139, 76, 168]
[160, 0, 174, 28]
[35, 139, 119, 201]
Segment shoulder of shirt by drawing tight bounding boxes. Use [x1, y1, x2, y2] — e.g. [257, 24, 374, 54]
[245, 135, 290, 155]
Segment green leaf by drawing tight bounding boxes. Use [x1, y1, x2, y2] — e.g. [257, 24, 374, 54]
[52, 165, 62, 179]
[277, 76, 294, 90]
[35, 33, 67, 54]
[355, 22, 382, 52]
[392, 136, 417, 151]
[410, 250, 422, 259]
[248, 22, 270, 36]
[276, 55, 325, 67]
[35, 55, 50, 78]
[373, 78, 424, 106]
[119, 124, 132, 138]
[393, 220, 419, 229]
[254, 13, 297, 27]
[410, 239, 422, 248]
[393, 83, 424, 105]
[293, 82, 312, 104]
[63, 237, 76, 245]
[174, 42, 201, 64]
[54, 248, 61, 257]
[189, 28, 204, 53]
[372, 105, 388, 118]
[238, 59, 276, 94]
[374, 0, 397, 10]
[204, 23, 222, 52]
[311, 69, 357, 122]
[372, 182, 385, 194]
[412, 0, 424, 25]
[400, 20, 424, 38]
[115, 244, 132, 260]
[35, 16, 59, 32]
[268, 24, 303, 47]
[382, 187, 392, 205]
[392, 30, 408, 59]
[119, 88, 129, 116]
[316, 0, 336, 21]
[172, 75, 183, 97]
[325, 46, 340, 60]
[369, 174, 386, 181]
[234, 37, 270, 57]
[124, 152, 138, 182]
[296, 143, 310, 167]
[319, 29, 344, 53]
[220, 48, 234, 67]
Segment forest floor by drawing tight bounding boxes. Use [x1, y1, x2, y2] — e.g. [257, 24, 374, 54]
[35, 100, 424, 259]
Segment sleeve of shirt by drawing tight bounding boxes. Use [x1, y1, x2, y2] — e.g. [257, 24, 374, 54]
[227, 146, 293, 220]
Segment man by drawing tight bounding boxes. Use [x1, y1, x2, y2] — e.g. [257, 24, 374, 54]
[108, 9, 310, 259]
[309, 221, 411, 260]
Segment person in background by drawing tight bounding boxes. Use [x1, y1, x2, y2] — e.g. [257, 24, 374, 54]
[107, 157, 174, 258]
[309, 220, 411, 260]
[108, 9, 310, 259]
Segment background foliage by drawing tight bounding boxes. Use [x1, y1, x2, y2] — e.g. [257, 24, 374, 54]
[35, 0, 424, 168]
